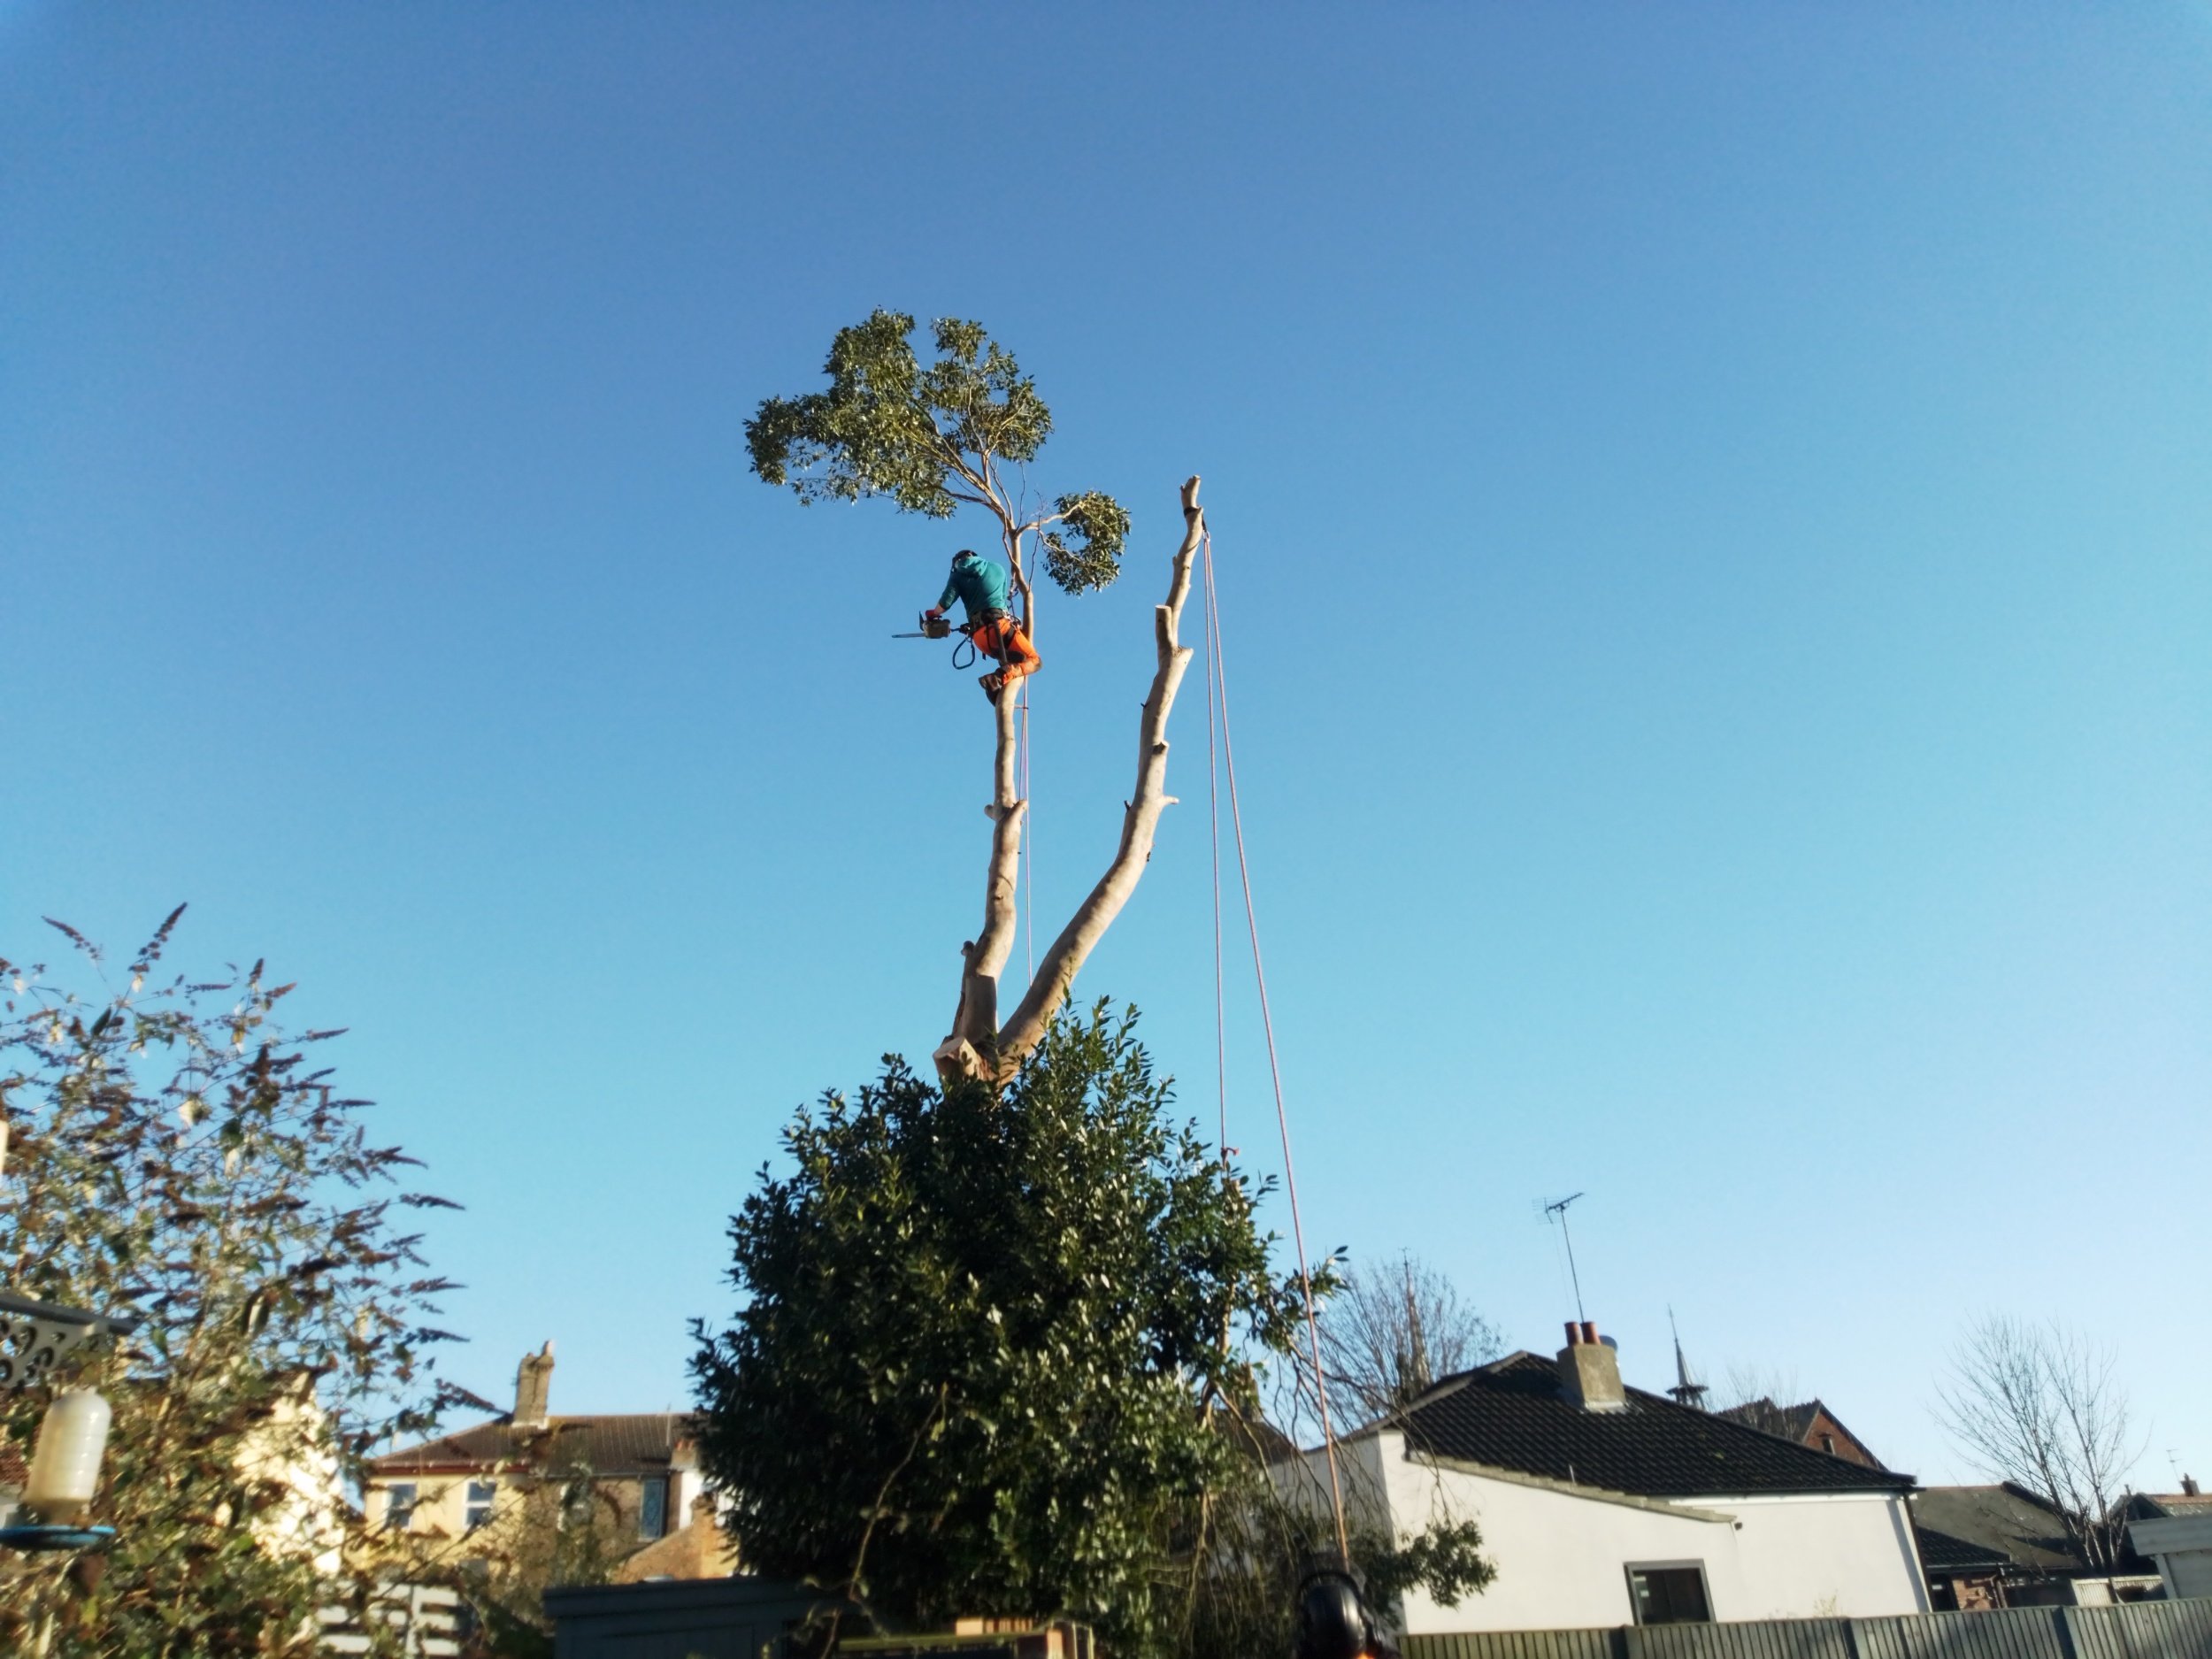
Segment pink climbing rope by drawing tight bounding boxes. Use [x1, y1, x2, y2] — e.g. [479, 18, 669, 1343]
[1202, 526, 1351, 1564]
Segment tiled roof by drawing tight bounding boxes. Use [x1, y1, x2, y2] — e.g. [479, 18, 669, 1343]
[1914, 1525, 2011, 1572]
[368, 1413, 693, 1478]
[1715, 1397, 1886, 1471]
[1910, 1485, 2081, 1574]
[1388, 1353, 1916, 1500]
[2134, 1492, 2212, 1518]
[1717, 1399, 1823, 1444]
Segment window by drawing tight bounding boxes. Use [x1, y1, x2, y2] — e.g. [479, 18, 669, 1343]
[384, 1483, 417, 1532]
[639, 1477, 668, 1540]
[558, 1476, 597, 1531]
[465, 1480, 496, 1532]
[1627, 1563, 1711, 1625]
[1820, 1432, 1838, 1455]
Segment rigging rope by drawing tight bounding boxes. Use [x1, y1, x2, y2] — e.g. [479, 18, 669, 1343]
[1205, 540, 1227, 1163]
[1019, 677, 1033, 987]
[1202, 526, 1351, 1565]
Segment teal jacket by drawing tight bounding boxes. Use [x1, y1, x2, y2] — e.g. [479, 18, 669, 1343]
[937, 553, 1011, 622]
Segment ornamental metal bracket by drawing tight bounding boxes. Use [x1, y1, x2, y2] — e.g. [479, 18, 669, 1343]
[0, 1290, 135, 1394]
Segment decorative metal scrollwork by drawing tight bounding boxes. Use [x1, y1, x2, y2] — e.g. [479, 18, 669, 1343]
[0, 1291, 130, 1394]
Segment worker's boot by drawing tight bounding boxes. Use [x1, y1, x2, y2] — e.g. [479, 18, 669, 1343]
[979, 671, 1005, 704]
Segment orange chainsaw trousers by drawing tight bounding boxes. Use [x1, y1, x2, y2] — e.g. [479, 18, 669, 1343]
[972, 613, 1041, 684]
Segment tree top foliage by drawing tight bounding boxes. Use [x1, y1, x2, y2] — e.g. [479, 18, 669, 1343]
[745, 310, 1130, 595]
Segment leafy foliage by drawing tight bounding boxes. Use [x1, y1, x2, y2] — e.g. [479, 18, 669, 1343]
[1191, 1496, 1492, 1658]
[1041, 492, 1131, 594]
[0, 910, 477, 1657]
[745, 310, 1127, 597]
[691, 1005, 1489, 1658]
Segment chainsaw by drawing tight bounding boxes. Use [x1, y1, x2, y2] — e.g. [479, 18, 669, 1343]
[892, 611, 979, 667]
[890, 611, 960, 641]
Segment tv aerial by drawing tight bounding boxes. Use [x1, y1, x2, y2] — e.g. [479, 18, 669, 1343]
[1540, 1192, 1588, 1326]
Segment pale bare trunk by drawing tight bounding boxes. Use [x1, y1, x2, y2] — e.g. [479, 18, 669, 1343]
[938, 692, 1026, 1077]
[992, 477, 1203, 1076]
[937, 475, 1205, 1084]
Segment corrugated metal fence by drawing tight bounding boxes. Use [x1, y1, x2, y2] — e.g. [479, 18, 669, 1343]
[1408, 1600, 2212, 1659]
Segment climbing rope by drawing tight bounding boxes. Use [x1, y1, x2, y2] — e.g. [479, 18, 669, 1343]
[1019, 674, 1033, 986]
[1202, 526, 1351, 1565]
[1205, 536, 1227, 1163]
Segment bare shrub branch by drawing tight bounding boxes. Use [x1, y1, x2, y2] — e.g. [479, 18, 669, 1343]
[1934, 1315, 2143, 1569]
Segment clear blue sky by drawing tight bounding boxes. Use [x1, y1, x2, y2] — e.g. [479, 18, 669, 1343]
[4, 4, 2207, 1487]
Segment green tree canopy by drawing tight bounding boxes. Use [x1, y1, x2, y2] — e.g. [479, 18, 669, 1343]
[746, 310, 1129, 597]
[690, 1006, 1489, 1658]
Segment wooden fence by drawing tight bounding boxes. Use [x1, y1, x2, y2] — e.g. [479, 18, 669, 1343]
[1407, 1600, 2212, 1659]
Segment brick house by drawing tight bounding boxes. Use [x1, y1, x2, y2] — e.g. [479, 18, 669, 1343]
[1714, 1397, 1886, 1470]
[363, 1343, 720, 1572]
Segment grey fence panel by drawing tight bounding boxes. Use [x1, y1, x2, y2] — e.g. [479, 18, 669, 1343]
[546, 1578, 833, 1659]
[1631, 1617, 1854, 1659]
[1406, 1628, 1622, 1659]
[1856, 1608, 2068, 1659]
[1410, 1601, 2212, 1659]
[2064, 1605, 2133, 1659]
[2063, 1600, 2212, 1659]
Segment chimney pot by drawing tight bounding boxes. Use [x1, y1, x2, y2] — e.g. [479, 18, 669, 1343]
[1564, 1321, 1584, 1348]
[1580, 1321, 1600, 1346]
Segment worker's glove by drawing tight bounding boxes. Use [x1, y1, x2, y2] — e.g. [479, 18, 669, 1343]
[925, 607, 944, 620]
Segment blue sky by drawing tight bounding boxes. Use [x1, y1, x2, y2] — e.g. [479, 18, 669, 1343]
[4, 4, 2207, 1487]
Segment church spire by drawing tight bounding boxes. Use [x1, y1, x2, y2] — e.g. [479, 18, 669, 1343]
[1666, 1308, 1709, 1409]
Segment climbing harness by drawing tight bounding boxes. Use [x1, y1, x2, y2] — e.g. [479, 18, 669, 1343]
[1202, 526, 1353, 1567]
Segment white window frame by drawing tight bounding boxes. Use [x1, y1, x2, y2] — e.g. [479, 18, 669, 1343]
[383, 1482, 418, 1532]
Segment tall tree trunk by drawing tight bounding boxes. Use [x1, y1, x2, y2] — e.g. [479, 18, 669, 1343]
[938, 691, 1026, 1077]
[935, 477, 1206, 1083]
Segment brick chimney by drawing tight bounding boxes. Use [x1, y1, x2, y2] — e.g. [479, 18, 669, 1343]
[1557, 1320, 1625, 1412]
[2185, 1474, 2201, 1498]
[513, 1340, 555, 1430]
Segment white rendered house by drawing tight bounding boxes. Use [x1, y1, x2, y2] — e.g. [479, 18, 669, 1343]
[1279, 1324, 1930, 1637]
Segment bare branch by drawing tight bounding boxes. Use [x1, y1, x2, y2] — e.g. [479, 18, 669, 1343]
[989, 477, 1204, 1076]
[1318, 1252, 1503, 1424]
[1933, 1315, 2144, 1570]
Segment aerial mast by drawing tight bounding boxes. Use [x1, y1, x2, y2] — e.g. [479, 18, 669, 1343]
[1542, 1192, 1587, 1325]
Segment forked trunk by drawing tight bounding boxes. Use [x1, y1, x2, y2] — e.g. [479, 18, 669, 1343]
[935, 477, 1205, 1085]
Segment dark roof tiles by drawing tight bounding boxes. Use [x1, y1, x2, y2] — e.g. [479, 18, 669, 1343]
[1913, 1525, 2013, 1571]
[368, 1413, 693, 1478]
[1910, 1485, 2083, 1574]
[1388, 1353, 1914, 1500]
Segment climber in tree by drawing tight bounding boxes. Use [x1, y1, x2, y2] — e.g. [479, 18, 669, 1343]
[928, 547, 1041, 703]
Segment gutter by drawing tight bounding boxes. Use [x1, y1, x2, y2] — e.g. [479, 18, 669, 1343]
[1404, 1450, 1735, 1524]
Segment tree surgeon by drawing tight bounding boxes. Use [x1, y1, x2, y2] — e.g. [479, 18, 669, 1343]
[928, 547, 1041, 703]
[747, 310, 1196, 1086]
